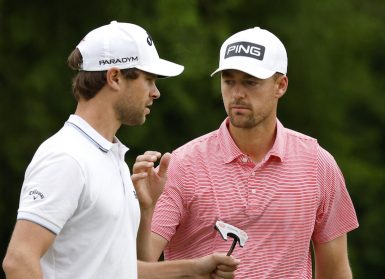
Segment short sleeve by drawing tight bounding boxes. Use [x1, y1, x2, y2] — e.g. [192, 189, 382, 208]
[312, 146, 359, 243]
[18, 151, 85, 234]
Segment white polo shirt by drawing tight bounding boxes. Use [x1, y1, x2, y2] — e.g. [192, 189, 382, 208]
[18, 115, 140, 279]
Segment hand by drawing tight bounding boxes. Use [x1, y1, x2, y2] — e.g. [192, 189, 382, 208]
[131, 151, 170, 210]
[194, 253, 240, 279]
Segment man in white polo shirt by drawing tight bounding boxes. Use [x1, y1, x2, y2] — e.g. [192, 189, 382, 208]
[2, 21, 239, 279]
[144, 27, 359, 278]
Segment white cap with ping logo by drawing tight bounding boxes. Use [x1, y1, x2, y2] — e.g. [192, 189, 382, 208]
[211, 27, 287, 79]
[77, 21, 184, 77]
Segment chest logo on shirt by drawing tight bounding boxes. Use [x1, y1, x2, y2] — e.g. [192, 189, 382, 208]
[29, 189, 45, 200]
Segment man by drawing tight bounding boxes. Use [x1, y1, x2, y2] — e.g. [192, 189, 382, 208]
[144, 27, 359, 278]
[2, 21, 239, 279]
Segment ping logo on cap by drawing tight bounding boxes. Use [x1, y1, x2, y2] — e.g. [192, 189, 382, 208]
[225, 41, 265, 60]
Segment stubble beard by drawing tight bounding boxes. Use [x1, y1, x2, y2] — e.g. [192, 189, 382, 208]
[228, 109, 265, 129]
[115, 102, 146, 126]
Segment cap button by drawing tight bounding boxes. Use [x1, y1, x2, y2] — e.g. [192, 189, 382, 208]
[110, 20, 118, 24]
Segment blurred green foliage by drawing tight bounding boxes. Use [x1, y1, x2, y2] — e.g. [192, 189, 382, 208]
[0, 0, 384, 277]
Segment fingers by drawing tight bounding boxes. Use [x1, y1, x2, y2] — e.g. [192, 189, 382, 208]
[132, 151, 161, 174]
[132, 160, 154, 174]
[130, 172, 148, 183]
[142, 150, 162, 158]
[193, 253, 240, 279]
[211, 271, 235, 279]
[212, 265, 236, 279]
[157, 152, 171, 178]
[216, 263, 238, 272]
[213, 254, 240, 278]
[132, 151, 170, 178]
[210, 265, 237, 279]
[212, 253, 240, 268]
[135, 151, 161, 163]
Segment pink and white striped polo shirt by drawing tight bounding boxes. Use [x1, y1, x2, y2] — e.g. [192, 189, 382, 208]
[152, 118, 358, 278]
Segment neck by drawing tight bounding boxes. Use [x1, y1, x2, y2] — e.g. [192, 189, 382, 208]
[75, 97, 120, 142]
[228, 117, 277, 163]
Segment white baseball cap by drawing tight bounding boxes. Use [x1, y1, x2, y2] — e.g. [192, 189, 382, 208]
[211, 27, 287, 79]
[76, 21, 184, 77]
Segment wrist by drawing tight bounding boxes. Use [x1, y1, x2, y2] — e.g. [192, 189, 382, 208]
[139, 207, 155, 224]
[140, 204, 155, 214]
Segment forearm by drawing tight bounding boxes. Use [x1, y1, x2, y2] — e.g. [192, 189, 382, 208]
[3, 220, 54, 279]
[138, 253, 239, 279]
[315, 266, 353, 279]
[138, 259, 196, 279]
[4, 268, 42, 279]
[3, 253, 42, 279]
[313, 235, 353, 279]
[136, 208, 154, 261]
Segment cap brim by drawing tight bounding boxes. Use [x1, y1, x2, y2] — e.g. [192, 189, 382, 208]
[136, 58, 184, 78]
[210, 62, 275, 79]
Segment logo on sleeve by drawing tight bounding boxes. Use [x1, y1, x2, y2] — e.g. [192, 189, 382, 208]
[29, 189, 45, 200]
[225, 41, 265, 60]
[133, 190, 138, 199]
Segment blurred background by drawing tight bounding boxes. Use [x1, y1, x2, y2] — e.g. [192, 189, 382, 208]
[0, 0, 384, 277]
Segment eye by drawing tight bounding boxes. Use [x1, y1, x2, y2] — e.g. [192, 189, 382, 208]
[223, 79, 235, 86]
[146, 75, 157, 84]
[245, 79, 258, 86]
[242, 78, 262, 87]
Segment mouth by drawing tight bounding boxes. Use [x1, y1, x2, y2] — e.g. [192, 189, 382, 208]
[231, 105, 249, 109]
[230, 105, 250, 113]
[145, 103, 152, 114]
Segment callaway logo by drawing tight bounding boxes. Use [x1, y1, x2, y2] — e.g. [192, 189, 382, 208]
[99, 57, 138, 66]
[29, 189, 45, 200]
[225, 41, 265, 60]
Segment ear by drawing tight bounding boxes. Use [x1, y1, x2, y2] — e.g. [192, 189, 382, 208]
[275, 75, 288, 99]
[106, 68, 121, 90]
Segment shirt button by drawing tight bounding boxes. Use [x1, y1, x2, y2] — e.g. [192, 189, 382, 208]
[251, 171, 256, 176]
[241, 157, 248, 163]
[251, 189, 257, 194]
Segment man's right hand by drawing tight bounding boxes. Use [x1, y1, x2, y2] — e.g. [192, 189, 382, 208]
[138, 253, 240, 279]
[131, 151, 170, 211]
[194, 253, 240, 278]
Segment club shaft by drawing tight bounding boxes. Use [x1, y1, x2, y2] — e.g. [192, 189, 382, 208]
[227, 239, 237, 256]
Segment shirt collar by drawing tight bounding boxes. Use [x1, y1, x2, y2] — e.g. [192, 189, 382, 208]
[65, 114, 129, 155]
[269, 119, 286, 162]
[218, 118, 244, 164]
[218, 117, 286, 164]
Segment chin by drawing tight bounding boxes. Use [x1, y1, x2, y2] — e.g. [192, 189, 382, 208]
[123, 117, 146, 127]
[229, 117, 256, 129]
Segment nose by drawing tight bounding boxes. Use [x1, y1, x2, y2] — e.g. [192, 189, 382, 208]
[151, 84, 160, 100]
[232, 84, 245, 99]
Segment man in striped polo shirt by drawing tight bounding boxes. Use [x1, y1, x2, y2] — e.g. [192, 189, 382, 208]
[138, 27, 359, 278]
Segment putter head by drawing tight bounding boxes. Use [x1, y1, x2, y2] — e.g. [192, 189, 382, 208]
[215, 220, 248, 247]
